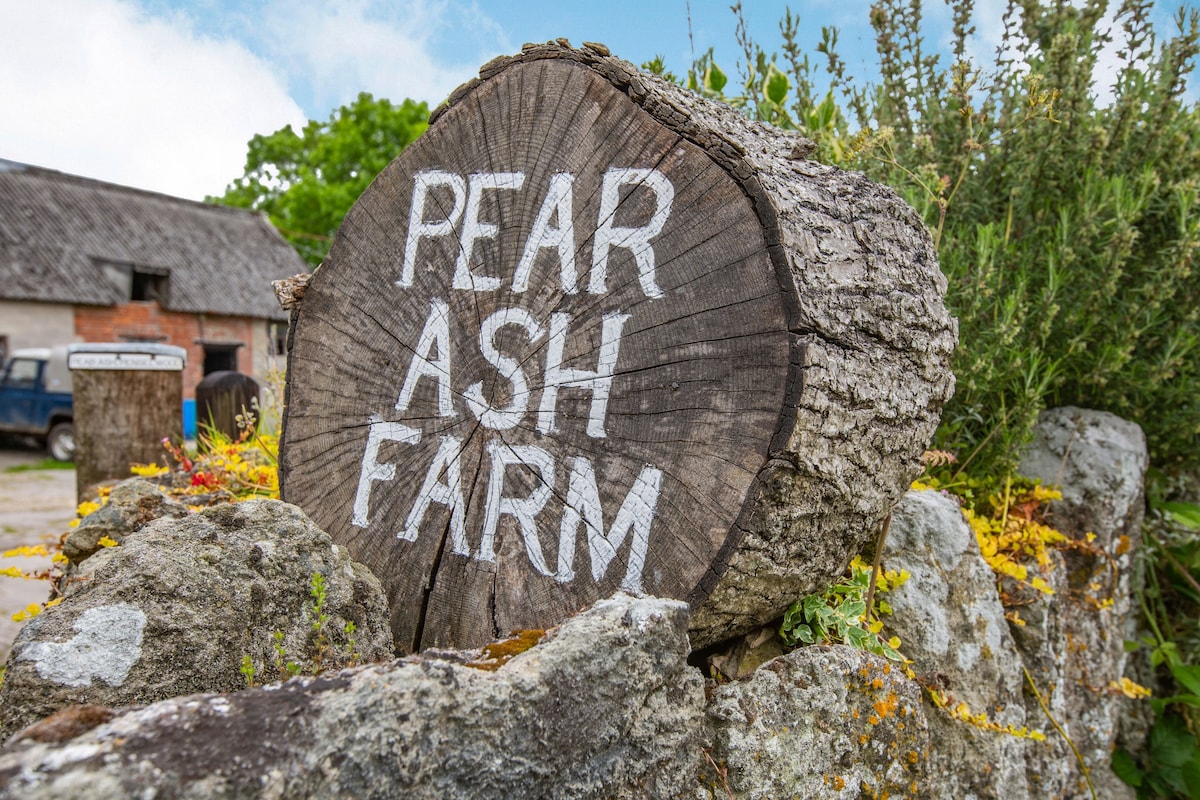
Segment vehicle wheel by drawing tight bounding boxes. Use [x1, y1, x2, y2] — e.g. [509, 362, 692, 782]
[47, 422, 75, 462]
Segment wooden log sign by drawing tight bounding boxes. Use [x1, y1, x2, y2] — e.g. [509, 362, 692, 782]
[280, 43, 956, 652]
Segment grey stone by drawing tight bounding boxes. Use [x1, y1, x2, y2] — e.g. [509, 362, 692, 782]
[699, 645, 929, 799]
[0, 499, 393, 740]
[1018, 407, 1147, 800]
[62, 478, 188, 562]
[883, 490, 1033, 799]
[1019, 407, 1148, 551]
[0, 594, 706, 800]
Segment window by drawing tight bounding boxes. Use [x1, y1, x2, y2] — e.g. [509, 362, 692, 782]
[202, 343, 241, 375]
[130, 269, 168, 302]
[94, 259, 169, 303]
[2, 358, 41, 388]
[268, 322, 288, 356]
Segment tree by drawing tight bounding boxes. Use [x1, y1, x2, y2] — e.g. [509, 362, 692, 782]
[211, 92, 430, 266]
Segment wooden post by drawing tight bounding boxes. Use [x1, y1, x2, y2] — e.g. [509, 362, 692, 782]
[68, 344, 186, 502]
[195, 371, 260, 444]
[279, 43, 956, 652]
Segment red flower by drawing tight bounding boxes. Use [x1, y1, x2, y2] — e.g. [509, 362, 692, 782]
[191, 472, 218, 489]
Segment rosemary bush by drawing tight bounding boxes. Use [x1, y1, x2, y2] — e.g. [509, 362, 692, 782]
[665, 0, 1200, 475]
[653, 2, 1200, 792]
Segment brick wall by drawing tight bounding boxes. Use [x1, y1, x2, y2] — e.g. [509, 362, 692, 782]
[74, 303, 261, 399]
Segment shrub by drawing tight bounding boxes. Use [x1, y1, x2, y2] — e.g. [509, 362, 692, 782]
[656, 0, 1200, 474]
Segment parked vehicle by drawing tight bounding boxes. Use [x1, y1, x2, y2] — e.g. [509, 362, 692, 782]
[0, 346, 74, 460]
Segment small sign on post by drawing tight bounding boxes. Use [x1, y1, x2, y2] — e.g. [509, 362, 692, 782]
[68, 343, 187, 502]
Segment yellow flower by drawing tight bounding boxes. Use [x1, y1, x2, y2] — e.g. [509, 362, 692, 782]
[0, 566, 26, 579]
[11, 603, 41, 622]
[1110, 677, 1152, 699]
[1029, 576, 1055, 595]
[2, 545, 48, 558]
[97, 536, 119, 548]
[130, 462, 168, 477]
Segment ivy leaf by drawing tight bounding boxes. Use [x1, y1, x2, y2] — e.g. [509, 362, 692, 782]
[1182, 753, 1200, 797]
[762, 63, 789, 105]
[1150, 712, 1198, 769]
[1169, 663, 1200, 698]
[705, 63, 728, 94]
[1110, 749, 1143, 787]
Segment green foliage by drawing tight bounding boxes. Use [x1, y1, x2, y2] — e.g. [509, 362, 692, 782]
[309, 571, 330, 673]
[1119, 475, 1200, 797]
[2, 459, 75, 474]
[694, 0, 1200, 783]
[693, 0, 1200, 474]
[1114, 712, 1200, 798]
[211, 92, 430, 266]
[241, 571, 353, 687]
[273, 629, 301, 680]
[239, 653, 256, 688]
[779, 556, 907, 662]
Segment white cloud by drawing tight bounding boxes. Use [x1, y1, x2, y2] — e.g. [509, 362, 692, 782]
[255, 0, 509, 113]
[0, 0, 306, 200]
[961, 0, 1195, 106]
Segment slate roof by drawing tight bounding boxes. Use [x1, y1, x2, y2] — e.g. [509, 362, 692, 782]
[0, 159, 305, 321]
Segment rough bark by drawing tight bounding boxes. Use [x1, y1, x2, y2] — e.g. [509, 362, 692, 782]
[280, 42, 956, 651]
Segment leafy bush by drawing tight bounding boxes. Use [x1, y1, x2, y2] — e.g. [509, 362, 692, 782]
[654, 0, 1200, 474]
[648, 1, 1200, 793]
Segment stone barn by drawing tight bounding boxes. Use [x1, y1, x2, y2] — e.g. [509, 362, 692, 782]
[0, 158, 307, 433]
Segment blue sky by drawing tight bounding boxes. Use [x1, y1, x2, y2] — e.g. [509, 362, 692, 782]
[1, 0, 1195, 200]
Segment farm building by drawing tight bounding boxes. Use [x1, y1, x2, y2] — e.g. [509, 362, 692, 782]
[0, 158, 306, 432]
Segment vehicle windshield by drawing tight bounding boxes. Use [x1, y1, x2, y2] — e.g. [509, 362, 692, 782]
[2, 359, 42, 388]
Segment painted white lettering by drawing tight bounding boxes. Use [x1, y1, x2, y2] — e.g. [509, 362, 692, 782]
[464, 308, 544, 430]
[556, 457, 662, 592]
[478, 441, 555, 574]
[538, 311, 631, 438]
[399, 171, 467, 288]
[401, 435, 468, 554]
[589, 168, 675, 299]
[395, 298, 456, 418]
[453, 172, 526, 292]
[512, 172, 577, 294]
[352, 418, 421, 528]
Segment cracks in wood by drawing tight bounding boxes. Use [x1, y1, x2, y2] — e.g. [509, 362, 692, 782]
[283, 41, 952, 653]
[788, 325, 865, 355]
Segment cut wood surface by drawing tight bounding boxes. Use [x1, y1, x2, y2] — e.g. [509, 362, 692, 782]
[280, 42, 956, 652]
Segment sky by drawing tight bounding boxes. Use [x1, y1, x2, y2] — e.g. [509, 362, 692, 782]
[1, 0, 1196, 201]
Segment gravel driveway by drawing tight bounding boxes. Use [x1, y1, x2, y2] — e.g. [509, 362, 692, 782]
[0, 446, 76, 662]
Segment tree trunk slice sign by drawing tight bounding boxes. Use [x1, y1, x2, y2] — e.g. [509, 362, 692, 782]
[280, 43, 956, 652]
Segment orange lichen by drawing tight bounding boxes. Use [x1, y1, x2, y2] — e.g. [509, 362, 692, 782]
[873, 692, 900, 720]
[464, 629, 545, 671]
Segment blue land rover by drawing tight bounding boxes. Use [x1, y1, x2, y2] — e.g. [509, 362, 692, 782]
[0, 347, 74, 460]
